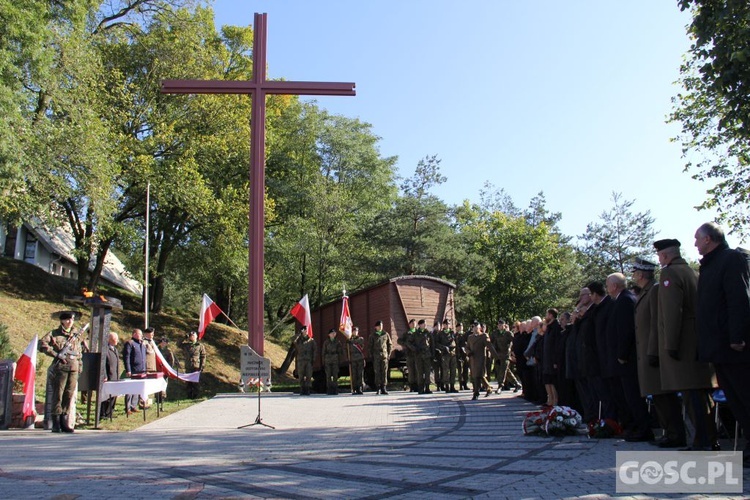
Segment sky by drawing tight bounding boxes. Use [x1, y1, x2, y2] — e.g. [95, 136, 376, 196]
[210, 0, 737, 261]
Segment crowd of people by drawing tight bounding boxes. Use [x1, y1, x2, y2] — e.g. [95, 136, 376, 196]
[39, 317, 207, 431]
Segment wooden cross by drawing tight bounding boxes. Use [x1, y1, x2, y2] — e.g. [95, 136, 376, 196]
[162, 13, 355, 355]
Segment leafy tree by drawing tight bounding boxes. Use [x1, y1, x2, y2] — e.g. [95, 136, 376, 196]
[577, 192, 656, 281]
[671, 0, 750, 236]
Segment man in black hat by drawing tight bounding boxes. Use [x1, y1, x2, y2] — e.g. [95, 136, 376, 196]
[39, 311, 84, 433]
[654, 238, 717, 450]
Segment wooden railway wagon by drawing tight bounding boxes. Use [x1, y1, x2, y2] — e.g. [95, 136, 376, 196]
[310, 275, 456, 389]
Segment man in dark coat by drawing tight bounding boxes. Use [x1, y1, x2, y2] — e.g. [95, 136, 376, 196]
[542, 309, 561, 406]
[655, 238, 717, 450]
[123, 328, 147, 413]
[632, 257, 685, 447]
[694, 222, 750, 465]
[587, 281, 617, 423]
[608, 273, 652, 442]
[100, 332, 120, 419]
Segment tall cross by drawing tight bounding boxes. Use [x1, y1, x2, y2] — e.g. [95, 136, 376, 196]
[162, 13, 355, 355]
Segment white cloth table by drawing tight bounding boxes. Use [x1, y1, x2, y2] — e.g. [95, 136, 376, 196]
[101, 378, 168, 421]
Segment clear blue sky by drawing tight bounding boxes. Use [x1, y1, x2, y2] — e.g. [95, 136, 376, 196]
[211, 0, 735, 260]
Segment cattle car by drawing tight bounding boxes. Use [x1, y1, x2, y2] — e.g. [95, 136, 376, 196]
[309, 275, 456, 391]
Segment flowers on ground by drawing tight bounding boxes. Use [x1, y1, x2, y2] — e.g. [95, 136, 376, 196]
[523, 405, 588, 437]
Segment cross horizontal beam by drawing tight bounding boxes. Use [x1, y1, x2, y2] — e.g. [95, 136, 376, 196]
[161, 80, 356, 96]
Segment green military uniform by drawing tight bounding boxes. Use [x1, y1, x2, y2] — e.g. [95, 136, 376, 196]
[348, 333, 366, 394]
[400, 322, 418, 391]
[435, 327, 458, 392]
[455, 326, 469, 390]
[490, 327, 513, 389]
[322, 332, 344, 395]
[368, 324, 392, 394]
[295, 332, 316, 395]
[181, 335, 206, 399]
[39, 322, 84, 433]
[407, 324, 433, 394]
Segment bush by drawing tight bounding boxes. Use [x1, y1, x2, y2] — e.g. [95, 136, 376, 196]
[0, 323, 15, 360]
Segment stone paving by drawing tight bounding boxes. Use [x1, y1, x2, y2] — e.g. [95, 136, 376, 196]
[0, 390, 748, 499]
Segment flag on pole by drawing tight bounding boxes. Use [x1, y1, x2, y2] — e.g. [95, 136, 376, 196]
[290, 294, 313, 338]
[339, 294, 353, 339]
[14, 335, 38, 420]
[198, 293, 223, 339]
[154, 344, 201, 383]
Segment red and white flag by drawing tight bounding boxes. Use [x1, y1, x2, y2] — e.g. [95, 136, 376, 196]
[339, 295, 353, 339]
[14, 335, 38, 420]
[154, 345, 201, 383]
[198, 293, 223, 339]
[290, 294, 313, 338]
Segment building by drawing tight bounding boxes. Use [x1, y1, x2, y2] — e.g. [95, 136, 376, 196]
[0, 218, 142, 295]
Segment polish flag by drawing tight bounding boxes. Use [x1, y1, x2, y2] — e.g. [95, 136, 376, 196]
[339, 295, 353, 339]
[290, 294, 313, 338]
[154, 345, 201, 383]
[14, 335, 38, 420]
[198, 294, 223, 339]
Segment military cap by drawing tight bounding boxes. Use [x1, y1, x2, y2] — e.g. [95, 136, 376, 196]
[59, 311, 75, 320]
[417, 319, 426, 326]
[328, 328, 337, 334]
[158, 336, 169, 344]
[653, 238, 681, 251]
[472, 319, 480, 326]
[374, 320, 383, 326]
[633, 257, 657, 272]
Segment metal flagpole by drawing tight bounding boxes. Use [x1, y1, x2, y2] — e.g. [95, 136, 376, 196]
[144, 181, 150, 329]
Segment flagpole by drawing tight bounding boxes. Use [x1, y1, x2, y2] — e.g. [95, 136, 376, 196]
[144, 180, 150, 329]
[342, 287, 354, 395]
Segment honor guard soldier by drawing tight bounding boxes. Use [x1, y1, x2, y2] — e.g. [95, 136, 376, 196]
[408, 319, 433, 394]
[295, 325, 316, 395]
[455, 323, 470, 390]
[181, 331, 206, 399]
[400, 319, 418, 392]
[322, 328, 344, 395]
[368, 320, 392, 394]
[435, 319, 459, 392]
[39, 311, 85, 433]
[348, 327, 365, 394]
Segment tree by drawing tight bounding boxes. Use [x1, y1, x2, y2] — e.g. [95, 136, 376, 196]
[578, 192, 656, 281]
[671, 1, 750, 236]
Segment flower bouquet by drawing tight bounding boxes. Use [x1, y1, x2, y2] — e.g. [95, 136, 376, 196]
[523, 405, 587, 437]
[587, 417, 623, 438]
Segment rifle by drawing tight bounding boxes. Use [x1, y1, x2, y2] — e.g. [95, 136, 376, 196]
[51, 323, 90, 368]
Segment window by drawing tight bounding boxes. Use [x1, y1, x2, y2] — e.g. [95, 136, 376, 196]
[24, 234, 36, 262]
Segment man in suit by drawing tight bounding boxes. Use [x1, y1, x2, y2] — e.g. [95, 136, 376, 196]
[655, 238, 717, 450]
[608, 272, 652, 442]
[587, 281, 617, 424]
[632, 257, 685, 447]
[122, 328, 146, 414]
[100, 332, 120, 419]
[694, 223, 750, 465]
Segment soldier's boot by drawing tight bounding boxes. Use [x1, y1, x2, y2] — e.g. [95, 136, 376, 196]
[380, 385, 389, 395]
[51, 415, 61, 433]
[424, 385, 433, 395]
[60, 414, 74, 433]
[410, 383, 419, 393]
[449, 385, 458, 393]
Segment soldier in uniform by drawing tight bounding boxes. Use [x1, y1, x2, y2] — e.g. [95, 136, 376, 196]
[181, 331, 206, 399]
[368, 320, 392, 394]
[490, 319, 514, 393]
[294, 325, 316, 395]
[39, 311, 84, 433]
[408, 319, 433, 394]
[467, 320, 499, 400]
[143, 327, 158, 373]
[435, 319, 458, 392]
[455, 322, 470, 390]
[400, 319, 418, 392]
[431, 321, 443, 390]
[348, 327, 365, 394]
[322, 329, 343, 395]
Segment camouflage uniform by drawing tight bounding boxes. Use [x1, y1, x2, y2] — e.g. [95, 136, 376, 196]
[295, 334, 316, 395]
[39, 324, 84, 432]
[400, 326, 418, 391]
[368, 328, 392, 394]
[348, 334, 366, 394]
[490, 328, 513, 389]
[322, 334, 344, 395]
[181, 338, 206, 399]
[408, 326, 433, 394]
[455, 326, 470, 390]
[436, 327, 458, 392]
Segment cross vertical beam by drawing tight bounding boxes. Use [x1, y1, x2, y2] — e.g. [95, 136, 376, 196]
[162, 13, 355, 355]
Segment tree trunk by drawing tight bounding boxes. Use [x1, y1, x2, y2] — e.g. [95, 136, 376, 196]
[87, 237, 113, 292]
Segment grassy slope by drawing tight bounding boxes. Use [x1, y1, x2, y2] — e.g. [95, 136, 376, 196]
[0, 256, 296, 401]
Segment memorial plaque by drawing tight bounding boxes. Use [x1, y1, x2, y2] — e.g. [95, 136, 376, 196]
[0, 361, 14, 429]
[240, 346, 271, 387]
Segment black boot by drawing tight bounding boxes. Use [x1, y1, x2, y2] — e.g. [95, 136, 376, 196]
[60, 414, 74, 433]
[51, 415, 61, 433]
[424, 385, 433, 394]
[381, 385, 389, 395]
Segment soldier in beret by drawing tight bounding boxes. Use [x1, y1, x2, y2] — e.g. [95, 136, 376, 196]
[39, 311, 84, 433]
[294, 325, 316, 395]
[368, 320, 392, 394]
[322, 328, 343, 395]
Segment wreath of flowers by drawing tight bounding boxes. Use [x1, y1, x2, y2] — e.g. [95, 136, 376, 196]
[522, 405, 588, 437]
